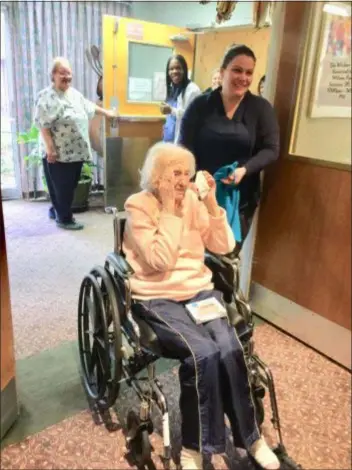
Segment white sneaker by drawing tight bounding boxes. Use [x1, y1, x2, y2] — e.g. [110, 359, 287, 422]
[249, 437, 280, 469]
[180, 447, 202, 469]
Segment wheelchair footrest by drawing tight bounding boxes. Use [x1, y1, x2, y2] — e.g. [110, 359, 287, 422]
[88, 399, 121, 433]
[273, 445, 303, 470]
[126, 350, 158, 378]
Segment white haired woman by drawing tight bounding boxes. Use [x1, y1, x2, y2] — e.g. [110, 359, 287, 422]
[123, 142, 280, 470]
[204, 68, 222, 93]
[34, 57, 117, 230]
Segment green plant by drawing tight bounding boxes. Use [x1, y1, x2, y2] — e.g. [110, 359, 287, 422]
[80, 161, 95, 183]
[17, 125, 46, 197]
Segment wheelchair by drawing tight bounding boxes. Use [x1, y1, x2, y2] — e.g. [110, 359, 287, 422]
[77, 207, 302, 469]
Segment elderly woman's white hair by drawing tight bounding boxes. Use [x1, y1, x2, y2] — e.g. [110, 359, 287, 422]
[140, 142, 196, 192]
[50, 56, 71, 80]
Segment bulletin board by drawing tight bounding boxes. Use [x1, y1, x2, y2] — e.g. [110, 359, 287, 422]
[127, 42, 172, 103]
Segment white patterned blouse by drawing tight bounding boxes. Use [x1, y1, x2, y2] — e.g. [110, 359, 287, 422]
[34, 86, 96, 163]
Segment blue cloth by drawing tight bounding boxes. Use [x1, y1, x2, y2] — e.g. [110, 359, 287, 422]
[162, 95, 178, 143]
[213, 163, 242, 242]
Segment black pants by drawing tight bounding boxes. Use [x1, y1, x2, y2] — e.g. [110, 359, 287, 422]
[135, 290, 260, 455]
[43, 158, 83, 224]
[234, 203, 257, 256]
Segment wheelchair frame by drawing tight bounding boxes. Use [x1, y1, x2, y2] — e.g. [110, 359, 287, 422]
[77, 207, 302, 469]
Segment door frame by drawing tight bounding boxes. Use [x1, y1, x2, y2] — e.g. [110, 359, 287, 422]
[1, 7, 21, 200]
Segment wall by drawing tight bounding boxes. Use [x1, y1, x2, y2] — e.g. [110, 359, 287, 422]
[194, 26, 270, 91]
[131, 1, 254, 29]
[1, 197, 18, 437]
[252, 2, 351, 334]
[289, 2, 351, 167]
[0, 201, 15, 391]
[103, 15, 195, 117]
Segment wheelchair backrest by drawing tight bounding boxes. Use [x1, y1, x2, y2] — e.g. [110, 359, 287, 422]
[114, 213, 127, 255]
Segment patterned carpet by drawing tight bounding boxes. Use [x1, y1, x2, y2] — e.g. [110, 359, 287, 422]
[3, 200, 113, 359]
[2, 201, 351, 469]
[1, 324, 350, 470]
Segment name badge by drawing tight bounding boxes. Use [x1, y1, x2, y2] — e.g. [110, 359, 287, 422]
[186, 296, 227, 324]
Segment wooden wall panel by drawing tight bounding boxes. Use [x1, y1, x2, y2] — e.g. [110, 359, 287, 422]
[252, 2, 352, 331]
[0, 198, 16, 390]
[194, 27, 271, 92]
[253, 160, 351, 330]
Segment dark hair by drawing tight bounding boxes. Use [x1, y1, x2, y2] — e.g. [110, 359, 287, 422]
[258, 75, 266, 95]
[165, 54, 190, 100]
[96, 76, 103, 100]
[221, 44, 256, 69]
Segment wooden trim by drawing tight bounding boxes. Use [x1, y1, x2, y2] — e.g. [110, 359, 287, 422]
[286, 154, 352, 172]
[262, 1, 310, 200]
[0, 377, 18, 439]
[273, 3, 310, 155]
[0, 198, 16, 391]
[251, 283, 351, 370]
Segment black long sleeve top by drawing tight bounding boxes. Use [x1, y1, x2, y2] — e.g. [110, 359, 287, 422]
[178, 87, 280, 208]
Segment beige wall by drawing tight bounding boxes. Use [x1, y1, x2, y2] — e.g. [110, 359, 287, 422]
[290, 2, 351, 168]
[194, 26, 271, 93]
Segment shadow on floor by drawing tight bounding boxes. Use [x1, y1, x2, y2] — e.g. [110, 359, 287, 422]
[1, 339, 176, 449]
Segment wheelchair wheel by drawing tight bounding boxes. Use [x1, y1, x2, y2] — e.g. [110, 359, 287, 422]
[78, 265, 122, 408]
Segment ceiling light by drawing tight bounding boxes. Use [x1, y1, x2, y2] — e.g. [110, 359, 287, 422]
[323, 3, 351, 17]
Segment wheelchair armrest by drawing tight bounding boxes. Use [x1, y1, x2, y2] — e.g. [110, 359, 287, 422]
[225, 301, 245, 328]
[204, 250, 239, 301]
[226, 301, 254, 343]
[205, 248, 240, 269]
[105, 252, 134, 278]
[204, 251, 227, 269]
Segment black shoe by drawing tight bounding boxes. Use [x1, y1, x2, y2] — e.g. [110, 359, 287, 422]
[56, 221, 84, 230]
[48, 207, 56, 220]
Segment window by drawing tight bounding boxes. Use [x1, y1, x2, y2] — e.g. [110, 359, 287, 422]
[127, 42, 173, 103]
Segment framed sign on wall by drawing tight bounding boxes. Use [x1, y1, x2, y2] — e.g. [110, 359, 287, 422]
[309, 2, 351, 118]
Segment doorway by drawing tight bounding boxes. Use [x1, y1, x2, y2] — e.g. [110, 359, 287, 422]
[1, 8, 21, 200]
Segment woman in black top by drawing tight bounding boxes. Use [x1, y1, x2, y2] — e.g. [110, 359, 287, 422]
[179, 45, 279, 248]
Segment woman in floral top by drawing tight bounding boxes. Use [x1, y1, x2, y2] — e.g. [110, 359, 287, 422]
[34, 57, 116, 230]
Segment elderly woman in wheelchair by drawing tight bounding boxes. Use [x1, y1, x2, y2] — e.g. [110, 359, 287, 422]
[122, 142, 280, 470]
[78, 143, 300, 470]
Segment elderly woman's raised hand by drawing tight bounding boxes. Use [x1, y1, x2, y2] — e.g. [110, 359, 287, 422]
[157, 169, 176, 214]
[190, 171, 216, 201]
[191, 171, 221, 217]
[202, 171, 216, 198]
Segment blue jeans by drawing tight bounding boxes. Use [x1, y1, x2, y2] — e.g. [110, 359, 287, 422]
[133, 289, 260, 454]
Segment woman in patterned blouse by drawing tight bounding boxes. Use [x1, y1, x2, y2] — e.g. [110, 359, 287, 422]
[34, 57, 116, 230]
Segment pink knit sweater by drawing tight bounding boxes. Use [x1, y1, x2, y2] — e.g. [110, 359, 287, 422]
[123, 189, 236, 301]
